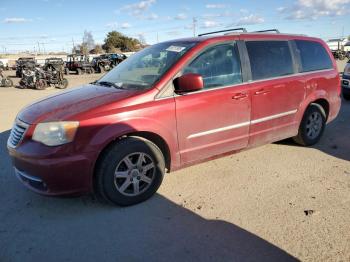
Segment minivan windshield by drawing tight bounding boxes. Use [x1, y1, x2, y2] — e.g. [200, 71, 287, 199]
[96, 41, 197, 90]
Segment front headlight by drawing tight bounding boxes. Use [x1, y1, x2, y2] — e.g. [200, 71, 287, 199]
[32, 121, 79, 146]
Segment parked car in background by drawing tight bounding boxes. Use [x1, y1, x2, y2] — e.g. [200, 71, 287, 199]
[91, 53, 128, 73]
[16, 57, 37, 78]
[109, 53, 127, 66]
[7, 29, 341, 206]
[0, 67, 13, 87]
[342, 61, 350, 100]
[65, 54, 94, 75]
[0, 59, 9, 70]
[43, 58, 68, 89]
[91, 55, 112, 73]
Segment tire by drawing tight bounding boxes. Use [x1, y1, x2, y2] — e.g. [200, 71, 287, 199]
[98, 65, 104, 73]
[95, 137, 165, 206]
[64, 68, 69, 75]
[3, 78, 13, 87]
[76, 68, 82, 75]
[56, 78, 68, 89]
[293, 104, 326, 146]
[343, 93, 350, 100]
[35, 79, 47, 90]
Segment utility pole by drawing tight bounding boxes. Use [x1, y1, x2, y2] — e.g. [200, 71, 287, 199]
[156, 32, 159, 43]
[72, 38, 75, 53]
[37, 42, 41, 54]
[192, 17, 197, 37]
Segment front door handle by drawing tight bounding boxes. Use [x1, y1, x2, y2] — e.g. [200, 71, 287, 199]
[254, 89, 270, 95]
[232, 93, 248, 100]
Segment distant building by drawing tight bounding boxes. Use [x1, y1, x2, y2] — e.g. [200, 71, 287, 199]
[327, 38, 350, 52]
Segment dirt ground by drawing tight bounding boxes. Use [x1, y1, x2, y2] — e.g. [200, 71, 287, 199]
[0, 60, 349, 262]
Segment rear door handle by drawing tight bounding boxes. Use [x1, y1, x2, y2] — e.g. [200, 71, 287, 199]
[232, 93, 248, 100]
[254, 89, 270, 95]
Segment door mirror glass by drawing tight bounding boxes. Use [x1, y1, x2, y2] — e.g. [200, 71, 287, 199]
[174, 73, 204, 93]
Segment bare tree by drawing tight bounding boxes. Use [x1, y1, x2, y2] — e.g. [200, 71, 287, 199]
[91, 44, 105, 54]
[78, 43, 89, 56]
[82, 31, 95, 51]
[138, 34, 146, 46]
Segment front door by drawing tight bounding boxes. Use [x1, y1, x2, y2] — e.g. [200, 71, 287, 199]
[175, 42, 251, 164]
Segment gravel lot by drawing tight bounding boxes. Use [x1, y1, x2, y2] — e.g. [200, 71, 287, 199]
[0, 60, 349, 262]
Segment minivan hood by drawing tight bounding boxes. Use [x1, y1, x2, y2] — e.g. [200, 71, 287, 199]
[18, 84, 139, 124]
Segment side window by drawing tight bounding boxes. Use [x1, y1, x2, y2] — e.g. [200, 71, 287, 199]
[246, 41, 294, 81]
[295, 40, 333, 72]
[183, 43, 242, 89]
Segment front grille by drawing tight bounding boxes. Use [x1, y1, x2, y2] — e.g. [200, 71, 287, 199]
[8, 119, 29, 148]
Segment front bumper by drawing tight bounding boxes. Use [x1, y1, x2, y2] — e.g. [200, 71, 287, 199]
[8, 142, 96, 196]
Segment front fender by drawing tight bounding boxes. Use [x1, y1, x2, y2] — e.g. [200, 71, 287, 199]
[78, 115, 180, 170]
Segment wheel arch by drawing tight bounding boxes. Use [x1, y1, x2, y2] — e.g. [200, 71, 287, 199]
[310, 98, 329, 120]
[93, 130, 171, 183]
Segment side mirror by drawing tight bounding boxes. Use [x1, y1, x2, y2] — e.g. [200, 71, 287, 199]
[174, 73, 204, 93]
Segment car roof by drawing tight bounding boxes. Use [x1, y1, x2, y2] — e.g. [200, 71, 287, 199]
[165, 32, 323, 45]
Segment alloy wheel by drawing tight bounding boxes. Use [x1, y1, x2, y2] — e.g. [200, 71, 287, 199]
[114, 152, 155, 196]
[306, 111, 322, 139]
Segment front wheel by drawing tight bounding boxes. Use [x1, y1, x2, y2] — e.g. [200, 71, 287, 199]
[293, 104, 326, 146]
[2, 78, 13, 87]
[56, 78, 68, 89]
[95, 137, 165, 206]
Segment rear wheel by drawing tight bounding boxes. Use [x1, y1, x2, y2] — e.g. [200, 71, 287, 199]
[35, 79, 47, 90]
[76, 68, 82, 75]
[293, 104, 326, 146]
[95, 137, 165, 206]
[64, 68, 69, 75]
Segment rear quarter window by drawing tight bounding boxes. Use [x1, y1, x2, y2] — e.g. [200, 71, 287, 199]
[246, 41, 294, 81]
[295, 40, 333, 72]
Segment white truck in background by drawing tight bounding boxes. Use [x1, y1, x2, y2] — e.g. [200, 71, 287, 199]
[327, 38, 350, 60]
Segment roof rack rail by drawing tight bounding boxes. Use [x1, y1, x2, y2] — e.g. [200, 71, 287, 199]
[198, 28, 247, 37]
[254, 29, 280, 33]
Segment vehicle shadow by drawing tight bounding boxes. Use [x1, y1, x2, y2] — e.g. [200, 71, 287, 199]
[276, 99, 350, 161]
[0, 129, 297, 262]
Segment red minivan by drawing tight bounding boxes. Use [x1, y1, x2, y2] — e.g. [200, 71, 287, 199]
[7, 29, 341, 206]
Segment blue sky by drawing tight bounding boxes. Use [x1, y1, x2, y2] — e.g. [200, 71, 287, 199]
[0, 0, 349, 53]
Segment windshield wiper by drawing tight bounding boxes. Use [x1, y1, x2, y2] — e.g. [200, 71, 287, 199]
[95, 81, 125, 89]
